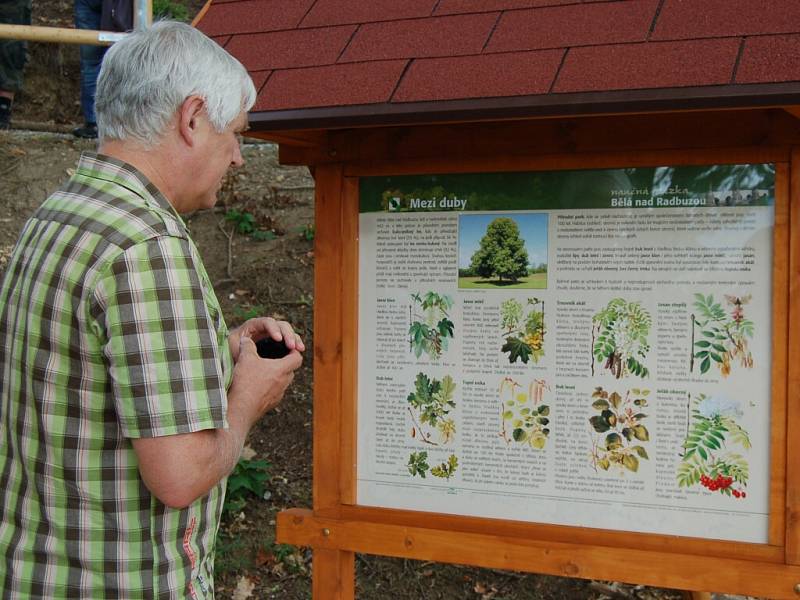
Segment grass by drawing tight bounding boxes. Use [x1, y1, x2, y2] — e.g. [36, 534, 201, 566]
[458, 273, 547, 289]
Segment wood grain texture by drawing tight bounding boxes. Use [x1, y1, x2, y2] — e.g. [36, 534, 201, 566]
[786, 149, 800, 564]
[333, 504, 782, 562]
[344, 146, 789, 177]
[340, 176, 359, 506]
[311, 548, 355, 600]
[770, 162, 790, 547]
[278, 109, 800, 166]
[279, 509, 800, 599]
[311, 164, 345, 512]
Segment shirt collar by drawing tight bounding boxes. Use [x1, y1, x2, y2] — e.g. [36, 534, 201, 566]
[75, 152, 188, 232]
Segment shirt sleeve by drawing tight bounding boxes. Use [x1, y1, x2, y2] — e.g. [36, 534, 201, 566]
[90, 235, 229, 438]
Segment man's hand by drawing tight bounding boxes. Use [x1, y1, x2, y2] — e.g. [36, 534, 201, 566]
[132, 323, 304, 509]
[226, 335, 303, 429]
[228, 317, 305, 362]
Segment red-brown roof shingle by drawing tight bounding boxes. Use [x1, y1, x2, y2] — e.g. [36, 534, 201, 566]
[254, 60, 408, 111]
[226, 26, 356, 70]
[555, 38, 742, 93]
[485, 1, 659, 53]
[198, 0, 314, 36]
[393, 49, 564, 102]
[340, 13, 499, 62]
[652, 0, 800, 40]
[195, 0, 800, 129]
[737, 34, 800, 84]
[300, 0, 438, 27]
[434, 0, 579, 16]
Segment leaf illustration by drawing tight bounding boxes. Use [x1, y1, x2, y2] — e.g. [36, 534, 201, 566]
[633, 424, 649, 441]
[529, 433, 547, 449]
[407, 451, 429, 478]
[623, 454, 639, 472]
[431, 454, 458, 479]
[700, 356, 711, 373]
[601, 409, 617, 427]
[605, 432, 623, 451]
[501, 336, 532, 364]
[437, 375, 456, 404]
[437, 318, 454, 339]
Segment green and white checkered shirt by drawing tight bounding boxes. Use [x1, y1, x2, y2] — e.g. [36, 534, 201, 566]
[0, 153, 234, 599]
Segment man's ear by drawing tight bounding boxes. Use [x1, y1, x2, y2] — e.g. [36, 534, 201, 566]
[177, 95, 206, 147]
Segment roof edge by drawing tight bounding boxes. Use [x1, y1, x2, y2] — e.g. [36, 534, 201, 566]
[248, 82, 800, 132]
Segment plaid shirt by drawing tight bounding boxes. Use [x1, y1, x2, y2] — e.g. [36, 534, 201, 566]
[0, 153, 233, 599]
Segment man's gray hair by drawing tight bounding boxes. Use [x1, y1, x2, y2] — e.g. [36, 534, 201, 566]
[96, 21, 256, 146]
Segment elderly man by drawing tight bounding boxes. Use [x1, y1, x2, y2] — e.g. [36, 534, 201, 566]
[0, 22, 304, 598]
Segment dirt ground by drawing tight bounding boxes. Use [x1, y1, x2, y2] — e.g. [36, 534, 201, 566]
[0, 3, 761, 600]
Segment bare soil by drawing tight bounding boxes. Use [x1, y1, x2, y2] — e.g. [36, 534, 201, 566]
[0, 3, 757, 600]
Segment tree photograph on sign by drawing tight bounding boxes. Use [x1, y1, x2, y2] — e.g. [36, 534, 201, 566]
[458, 213, 548, 289]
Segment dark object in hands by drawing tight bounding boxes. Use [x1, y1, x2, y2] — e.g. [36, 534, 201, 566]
[255, 337, 291, 359]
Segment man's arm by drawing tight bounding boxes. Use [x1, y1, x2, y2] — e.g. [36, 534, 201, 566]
[93, 239, 305, 508]
[131, 336, 302, 509]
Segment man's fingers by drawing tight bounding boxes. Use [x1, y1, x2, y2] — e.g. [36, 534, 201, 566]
[291, 333, 306, 352]
[239, 335, 257, 355]
[243, 317, 305, 352]
[280, 349, 304, 371]
[244, 317, 283, 340]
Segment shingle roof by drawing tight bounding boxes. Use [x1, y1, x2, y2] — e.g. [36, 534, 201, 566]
[196, 0, 800, 131]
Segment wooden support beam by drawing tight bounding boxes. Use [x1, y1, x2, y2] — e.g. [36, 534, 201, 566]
[278, 509, 800, 599]
[0, 24, 120, 45]
[245, 129, 328, 149]
[783, 106, 800, 120]
[275, 108, 800, 166]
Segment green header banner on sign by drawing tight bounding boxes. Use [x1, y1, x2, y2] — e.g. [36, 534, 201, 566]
[359, 164, 775, 213]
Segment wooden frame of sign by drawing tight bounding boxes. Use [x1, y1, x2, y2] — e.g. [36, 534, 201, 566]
[259, 107, 800, 599]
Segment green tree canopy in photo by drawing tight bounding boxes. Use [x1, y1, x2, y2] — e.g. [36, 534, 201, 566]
[469, 217, 529, 282]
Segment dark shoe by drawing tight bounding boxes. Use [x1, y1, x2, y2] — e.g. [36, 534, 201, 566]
[72, 122, 97, 139]
[0, 97, 11, 130]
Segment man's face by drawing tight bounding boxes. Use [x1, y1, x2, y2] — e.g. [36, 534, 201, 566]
[188, 109, 247, 212]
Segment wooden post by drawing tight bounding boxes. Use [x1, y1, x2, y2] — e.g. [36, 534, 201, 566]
[313, 549, 355, 599]
[307, 164, 355, 598]
[787, 148, 800, 565]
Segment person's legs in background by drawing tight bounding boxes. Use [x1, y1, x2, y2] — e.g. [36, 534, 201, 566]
[0, 0, 32, 129]
[74, 0, 106, 138]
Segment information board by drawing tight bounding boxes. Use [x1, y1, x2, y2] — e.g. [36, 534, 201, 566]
[356, 164, 775, 543]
